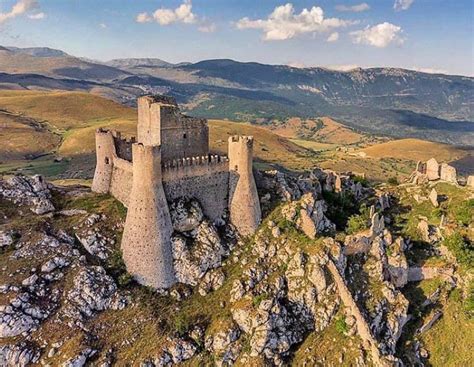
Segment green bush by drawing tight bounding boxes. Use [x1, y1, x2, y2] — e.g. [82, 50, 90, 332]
[252, 294, 269, 307]
[335, 316, 348, 335]
[453, 199, 474, 226]
[174, 313, 189, 335]
[353, 175, 369, 187]
[346, 205, 370, 234]
[443, 233, 474, 268]
[387, 176, 399, 185]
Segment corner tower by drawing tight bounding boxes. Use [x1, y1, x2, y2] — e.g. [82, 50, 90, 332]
[121, 143, 175, 289]
[228, 136, 261, 236]
[91, 129, 115, 193]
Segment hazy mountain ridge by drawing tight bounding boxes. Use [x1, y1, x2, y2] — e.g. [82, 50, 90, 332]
[0, 46, 473, 146]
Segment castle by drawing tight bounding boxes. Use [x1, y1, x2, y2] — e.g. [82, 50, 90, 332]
[91, 95, 261, 289]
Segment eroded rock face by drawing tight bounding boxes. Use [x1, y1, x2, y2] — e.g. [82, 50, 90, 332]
[63, 266, 126, 323]
[417, 219, 441, 244]
[0, 343, 39, 367]
[440, 163, 457, 183]
[170, 199, 204, 232]
[0, 231, 14, 248]
[429, 188, 439, 207]
[205, 323, 241, 366]
[172, 220, 226, 286]
[282, 193, 335, 238]
[0, 175, 54, 214]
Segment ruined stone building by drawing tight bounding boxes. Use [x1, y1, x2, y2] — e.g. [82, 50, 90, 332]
[92, 95, 261, 289]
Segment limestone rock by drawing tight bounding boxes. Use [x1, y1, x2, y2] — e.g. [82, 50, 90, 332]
[0, 175, 54, 214]
[387, 238, 409, 288]
[205, 323, 241, 366]
[426, 158, 440, 181]
[63, 349, 96, 367]
[0, 344, 38, 367]
[440, 163, 457, 183]
[370, 213, 385, 237]
[467, 175, 474, 188]
[76, 232, 109, 260]
[172, 220, 225, 286]
[417, 219, 441, 244]
[282, 193, 335, 239]
[63, 266, 126, 322]
[170, 198, 204, 232]
[0, 231, 14, 248]
[428, 188, 439, 207]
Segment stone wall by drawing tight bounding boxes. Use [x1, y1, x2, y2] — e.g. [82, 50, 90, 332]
[162, 155, 230, 221]
[137, 96, 209, 163]
[109, 158, 133, 207]
[112, 132, 134, 162]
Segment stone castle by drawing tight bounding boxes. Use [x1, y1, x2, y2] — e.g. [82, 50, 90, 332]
[91, 95, 261, 289]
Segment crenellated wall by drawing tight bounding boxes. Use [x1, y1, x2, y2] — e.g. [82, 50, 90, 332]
[162, 155, 230, 221]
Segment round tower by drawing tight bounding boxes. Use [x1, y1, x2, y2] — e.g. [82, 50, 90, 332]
[228, 135, 261, 236]
[121, 143, 176, 289]
[91, 129, 115, 193]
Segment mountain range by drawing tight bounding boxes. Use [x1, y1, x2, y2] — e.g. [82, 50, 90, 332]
[0, 46, 473, 146]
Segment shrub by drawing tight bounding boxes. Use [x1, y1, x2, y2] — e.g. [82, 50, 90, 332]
[335, 316, 348, 335]
[346, 205, 370, 234]
[453, 199, 474, 226]
[353, 175, 369, 187]
[174, 313, 189, 335]
[252, 294, 269, 307]
[443, 233, 474, 268]
[387, 176, 399, 185]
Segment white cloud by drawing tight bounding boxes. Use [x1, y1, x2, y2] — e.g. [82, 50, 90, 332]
[136, 0, 214, 32]
[335, 3, 370, 12]
[28, 12, 45, 20]
[236, 3, 355, 41]
[327, 32, 339, 42]
[99, 23, 107, 29]
[350, 22, 404, 48]
[0, 0, 39, 23]
[394, 0, 414, 11]
[325, 64, 361, 71]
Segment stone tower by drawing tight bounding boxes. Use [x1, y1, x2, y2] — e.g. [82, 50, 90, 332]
[91, 129, 115, 193]
[228, 136, 262, 235]
[121, 143, 176, 289]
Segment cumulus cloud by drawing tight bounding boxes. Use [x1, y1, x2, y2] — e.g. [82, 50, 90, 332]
[99, 23, 107, 29]
[350, 22, 404, 47]
[135, 0, 215, 32]
[327, 32, 339, 42]
[335, 3, 370, 12]
[236, 3, 355, 41]
[394, 0, 414, 11]
[0, 0, 41, 23]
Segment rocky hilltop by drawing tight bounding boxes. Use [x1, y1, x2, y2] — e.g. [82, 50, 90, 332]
[0, 162, 472, 366]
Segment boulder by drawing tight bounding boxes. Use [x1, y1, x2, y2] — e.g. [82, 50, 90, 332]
[467, 175, 474, 188]
[440, 163, 457, 183]
[426, 158, 440, 181]
[0, 344, 38, 367]
[0, 231, 14, 248]
[428, 188, 439, 207]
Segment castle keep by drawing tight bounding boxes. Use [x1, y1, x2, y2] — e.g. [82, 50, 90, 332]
[92, 95, 261, 289]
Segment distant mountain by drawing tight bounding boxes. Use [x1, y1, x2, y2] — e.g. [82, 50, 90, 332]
[0, 47, 472, 146]
[106, 58, 174, 69]
[6, 46, 69, 57]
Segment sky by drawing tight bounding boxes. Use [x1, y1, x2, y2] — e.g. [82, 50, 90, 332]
[0, 0, 472, 76]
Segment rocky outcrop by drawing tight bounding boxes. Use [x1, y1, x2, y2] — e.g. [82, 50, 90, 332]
[439, 163, 457, 183]
[281, 193, 335, 238]
[0, 175, 54, 214]
[170, 199, 204, 232]
[62, 266, 126, 324]
[429, 188, 439, 207]
[0, 344, 39, 367]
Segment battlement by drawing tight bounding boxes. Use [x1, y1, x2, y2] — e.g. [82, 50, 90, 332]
[139, 95, 177, 107]
[162, 154, 229, 170]
[229, 135, 254, 145]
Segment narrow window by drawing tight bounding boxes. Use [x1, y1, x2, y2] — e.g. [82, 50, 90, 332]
[183, 133, 187, 139]
[105, 157, 110, 164]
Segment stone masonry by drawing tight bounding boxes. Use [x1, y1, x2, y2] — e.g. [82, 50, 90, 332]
[92, 95, 261, 289]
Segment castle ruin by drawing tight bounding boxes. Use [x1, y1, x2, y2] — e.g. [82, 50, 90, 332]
[92, 95, 261, 289]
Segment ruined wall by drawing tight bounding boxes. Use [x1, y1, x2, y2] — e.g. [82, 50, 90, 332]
[162, 155, 230, 221]
[228, 136, 261, 235]
[121, 143, 176, 289]
[137, 95, 209, 163]
[112, 131, 134, 162]
[109, 158, 132, 207]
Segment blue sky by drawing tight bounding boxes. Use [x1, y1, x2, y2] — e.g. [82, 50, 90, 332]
[0, 0, 472, 75]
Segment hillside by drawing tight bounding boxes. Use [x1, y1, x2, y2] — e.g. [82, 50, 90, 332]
[0, 47, 473, 146]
